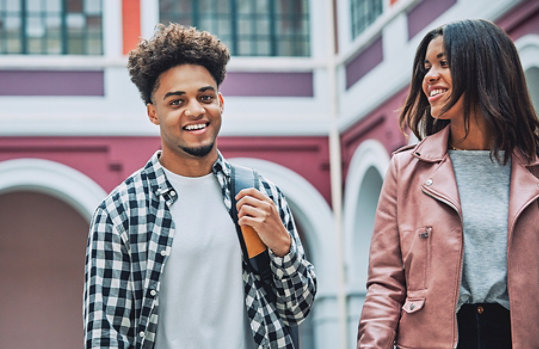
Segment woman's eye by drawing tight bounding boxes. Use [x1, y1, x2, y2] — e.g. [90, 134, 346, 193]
[200, 95, 214, 102]
[440, 60, 449, 67]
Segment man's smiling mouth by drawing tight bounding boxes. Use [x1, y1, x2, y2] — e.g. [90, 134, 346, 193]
[183, 123, 208, 131]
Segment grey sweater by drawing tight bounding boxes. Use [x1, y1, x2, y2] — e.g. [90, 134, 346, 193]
[449, 150, 511, 311]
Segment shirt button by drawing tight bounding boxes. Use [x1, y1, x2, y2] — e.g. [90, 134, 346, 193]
[139, 331, 145, 338]
[150, 289, 157, 297]
[425, 179, 433, 186]
[410, 303, 415, 310]
[170, 190, 176, 196]
[160, 249, 168, 257]
[476, 305, 484, 315]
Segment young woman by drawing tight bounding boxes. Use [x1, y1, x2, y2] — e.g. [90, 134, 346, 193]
[357, 19, 539, 349]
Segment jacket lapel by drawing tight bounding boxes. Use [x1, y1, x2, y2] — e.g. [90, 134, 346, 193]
[413, 126, 461, 216]
[507, 151, 539, 241]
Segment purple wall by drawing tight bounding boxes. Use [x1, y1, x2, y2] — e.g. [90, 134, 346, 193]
[407, 0, 457, 39]
[0, 70, 105, 96]
[0, 70, 312, 97]
[221, 72, 314, 97]
[497, 0, 539, 41]
[0, 135, 331, 204]
[341, 86, 408, 179]
[345, 36, 383, 90]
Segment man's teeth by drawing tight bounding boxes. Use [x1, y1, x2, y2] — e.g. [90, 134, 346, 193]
[184, 123, 206, 131]
[430, 89, 446, 97]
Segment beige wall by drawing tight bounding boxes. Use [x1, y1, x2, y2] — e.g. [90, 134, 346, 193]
[0, 191, 88, 349]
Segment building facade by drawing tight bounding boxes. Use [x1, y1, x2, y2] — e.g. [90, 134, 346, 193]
[0, 0, 538, 348]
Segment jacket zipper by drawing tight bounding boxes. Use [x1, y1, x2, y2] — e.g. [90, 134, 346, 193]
[421, 186, 464, 349]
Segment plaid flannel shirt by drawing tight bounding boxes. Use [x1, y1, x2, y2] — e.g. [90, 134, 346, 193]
[83, 151, 317, 348]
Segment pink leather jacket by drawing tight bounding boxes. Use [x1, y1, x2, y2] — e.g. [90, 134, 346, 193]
[357, 126, 539, 349]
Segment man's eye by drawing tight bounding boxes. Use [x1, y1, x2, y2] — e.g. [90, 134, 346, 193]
[200, 95, 214, 102]
[170, 99, 182, 106]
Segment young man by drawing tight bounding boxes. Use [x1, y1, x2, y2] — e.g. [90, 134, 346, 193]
[83, 24, 316, 349]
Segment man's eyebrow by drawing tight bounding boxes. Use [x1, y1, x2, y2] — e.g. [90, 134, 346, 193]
[163, 91, 185, 100]
[162, 86, 216, 100]
[199, 86, 216, 93]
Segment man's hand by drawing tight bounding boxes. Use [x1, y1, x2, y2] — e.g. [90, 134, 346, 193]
[235, 188, 291, 257]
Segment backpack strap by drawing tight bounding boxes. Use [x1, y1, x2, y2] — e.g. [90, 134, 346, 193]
[230, 164, 273, 292]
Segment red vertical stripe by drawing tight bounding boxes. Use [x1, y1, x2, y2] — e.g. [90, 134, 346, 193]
[122, 0, 141, 55]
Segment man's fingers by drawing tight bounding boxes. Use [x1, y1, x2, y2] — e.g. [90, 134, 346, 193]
[237, 204, 267, 221]
[235, 188, 268, 202]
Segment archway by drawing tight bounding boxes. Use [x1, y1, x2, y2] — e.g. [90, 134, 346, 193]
[0, 191, 89, 348]
[516, 35, 539, 113]
[342, 140, 388, 345]
[0, 158, 106, 349]
[0, 158, 107, 220]
[525, 66, 539, 112]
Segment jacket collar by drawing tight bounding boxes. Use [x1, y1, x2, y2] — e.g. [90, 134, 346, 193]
[411, 125, 450, 162]
[512, 148, 539, 168]
[411, 125, 539, 168]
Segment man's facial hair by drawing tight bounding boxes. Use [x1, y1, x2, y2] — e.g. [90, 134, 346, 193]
[180, 143, 214, 157]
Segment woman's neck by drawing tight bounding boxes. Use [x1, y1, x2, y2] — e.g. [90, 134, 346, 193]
[449, 113, 491, 150]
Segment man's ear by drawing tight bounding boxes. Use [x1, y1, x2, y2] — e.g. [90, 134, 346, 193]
[147, 103, 159, 125]
[218, 93, 224, 112]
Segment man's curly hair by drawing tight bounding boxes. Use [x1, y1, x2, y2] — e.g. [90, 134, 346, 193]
[128, 23, 230, 105]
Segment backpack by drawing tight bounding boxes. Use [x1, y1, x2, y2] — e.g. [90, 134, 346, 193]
[229, 164, 300, 348]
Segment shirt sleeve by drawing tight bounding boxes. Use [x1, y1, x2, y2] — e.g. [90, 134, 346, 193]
[83, 204, 134, 348]
[267, 185, 317, 326]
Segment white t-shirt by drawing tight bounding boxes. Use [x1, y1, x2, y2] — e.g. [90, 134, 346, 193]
[155, 168, 256, 349]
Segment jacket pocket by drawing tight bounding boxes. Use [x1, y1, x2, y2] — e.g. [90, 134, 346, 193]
[403, 226, 432, 290]
[401, 297, 425, 314]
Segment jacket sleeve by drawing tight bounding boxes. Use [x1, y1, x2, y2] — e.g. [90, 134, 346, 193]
[267, 186, 317, 326]
[83, 205, 134, 348]
[357, 155, 406, 349]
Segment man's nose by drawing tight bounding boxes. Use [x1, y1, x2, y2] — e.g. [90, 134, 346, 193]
[185, 100, 205, 117]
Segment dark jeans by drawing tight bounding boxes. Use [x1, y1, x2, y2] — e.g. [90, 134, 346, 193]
[457, 303, 512, 349]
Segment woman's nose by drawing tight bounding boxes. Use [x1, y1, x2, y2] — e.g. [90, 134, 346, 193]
[425, 67, 440, 82]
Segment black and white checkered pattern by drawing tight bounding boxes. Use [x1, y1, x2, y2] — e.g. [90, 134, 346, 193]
[83, 151, 317, 348]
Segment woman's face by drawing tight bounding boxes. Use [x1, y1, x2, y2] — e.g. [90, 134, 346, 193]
[422, 35, 465, 121]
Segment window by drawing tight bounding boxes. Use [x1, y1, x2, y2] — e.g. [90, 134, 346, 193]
[350, 0, 383, 39]
[160, 0, 310, 57]
[0, 0, 103, 55]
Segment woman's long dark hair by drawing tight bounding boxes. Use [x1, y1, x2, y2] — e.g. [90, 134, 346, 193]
[399, 19, 539, 164]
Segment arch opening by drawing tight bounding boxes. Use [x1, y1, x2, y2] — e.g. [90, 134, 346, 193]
[0, 190, 88, 348]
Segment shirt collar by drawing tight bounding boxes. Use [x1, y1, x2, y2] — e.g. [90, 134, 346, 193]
[143, 150, 231, 197]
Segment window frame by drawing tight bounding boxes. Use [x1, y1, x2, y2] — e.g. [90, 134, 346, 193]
[0, 0, 104, 55]
[350, 0, 384, 40]
[158, 0, 311, 57]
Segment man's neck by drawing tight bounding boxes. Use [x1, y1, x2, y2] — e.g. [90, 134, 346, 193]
[159, 150, 218, 177]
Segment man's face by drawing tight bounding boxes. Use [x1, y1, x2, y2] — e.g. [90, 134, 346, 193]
[147, 64, 223, 168]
